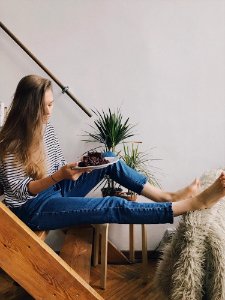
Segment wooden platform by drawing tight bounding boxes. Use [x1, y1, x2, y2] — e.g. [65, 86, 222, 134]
[0, 199, 138, 299]
[0, 202, 102, 300]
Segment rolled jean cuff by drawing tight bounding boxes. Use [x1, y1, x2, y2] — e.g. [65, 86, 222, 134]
[166, 202, 174, 224]
[137, 176, 148, 195]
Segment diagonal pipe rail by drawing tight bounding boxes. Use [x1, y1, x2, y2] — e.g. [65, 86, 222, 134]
[0, 21, 92, 117]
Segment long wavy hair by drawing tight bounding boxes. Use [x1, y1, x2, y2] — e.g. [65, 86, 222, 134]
[0, 75, 52, 179]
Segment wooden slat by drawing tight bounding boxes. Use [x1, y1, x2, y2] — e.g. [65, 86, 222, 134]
[129, 224, 135, 262]
[59, 226, 93, 283]
[0, 202, 103, 300]
[34, 230, 49, 241]
[141, 224, 149, 283]
[100, 224, 108, 289]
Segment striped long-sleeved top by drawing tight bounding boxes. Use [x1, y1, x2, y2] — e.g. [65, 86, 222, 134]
[0, 122, 66, 208]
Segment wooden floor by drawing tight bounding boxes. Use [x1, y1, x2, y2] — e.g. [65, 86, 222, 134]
[0, 258, 165, 300]
[90, 258, 165, 300]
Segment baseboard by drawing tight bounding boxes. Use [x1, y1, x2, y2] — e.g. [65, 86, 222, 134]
[122, 250, 162, 261]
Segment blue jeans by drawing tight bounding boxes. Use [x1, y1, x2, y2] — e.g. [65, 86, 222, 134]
[11, 152, 173, 230]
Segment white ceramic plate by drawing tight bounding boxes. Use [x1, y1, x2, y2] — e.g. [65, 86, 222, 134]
[71, 156, 119, 170]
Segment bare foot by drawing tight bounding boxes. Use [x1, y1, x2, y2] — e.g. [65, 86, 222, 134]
[172, 172, 225, 217]
[172, 178, 200, 202]
[192, 172, 225, 210]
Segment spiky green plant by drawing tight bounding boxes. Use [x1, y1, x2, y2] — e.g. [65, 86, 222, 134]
[122, 143, 161, 194]
[82, 108, 135, 193]
[83, 108, 135, 152]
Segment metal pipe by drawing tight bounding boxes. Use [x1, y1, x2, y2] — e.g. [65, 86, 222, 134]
[0, 21, 92, 117]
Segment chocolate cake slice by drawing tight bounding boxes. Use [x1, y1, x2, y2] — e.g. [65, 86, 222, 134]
[78, 152, 109, 167]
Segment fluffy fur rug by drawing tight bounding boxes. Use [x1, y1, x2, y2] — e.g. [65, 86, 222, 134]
[155, 168, 225, 300]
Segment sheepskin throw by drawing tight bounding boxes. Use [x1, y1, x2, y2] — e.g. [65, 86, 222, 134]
[155, 168, 225, 300]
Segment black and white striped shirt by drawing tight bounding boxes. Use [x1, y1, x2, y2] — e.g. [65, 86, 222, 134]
[0, 123, 66, 208]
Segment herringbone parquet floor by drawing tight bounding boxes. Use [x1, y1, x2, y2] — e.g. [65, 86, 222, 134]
[0, 258, 166, 300]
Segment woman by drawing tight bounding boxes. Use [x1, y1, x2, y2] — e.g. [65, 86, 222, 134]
[0, 74, 224, 231]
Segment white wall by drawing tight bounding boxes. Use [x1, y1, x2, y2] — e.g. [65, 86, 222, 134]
[1, 0, 225, 250]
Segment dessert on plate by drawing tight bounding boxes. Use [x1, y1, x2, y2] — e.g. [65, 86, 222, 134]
[78, 152, 109, 167]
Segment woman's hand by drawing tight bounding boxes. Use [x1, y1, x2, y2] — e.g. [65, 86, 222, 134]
[28, 162, 92, 196]
[58, 162, 91, 181]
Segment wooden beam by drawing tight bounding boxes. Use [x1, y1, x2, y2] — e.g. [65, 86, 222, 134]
[107, 240, 130, 264]
[0, 202, 102, 300]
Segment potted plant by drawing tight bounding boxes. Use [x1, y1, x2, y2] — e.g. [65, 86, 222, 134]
[119, 142, 160, 201]
[82, 108, 135, 196]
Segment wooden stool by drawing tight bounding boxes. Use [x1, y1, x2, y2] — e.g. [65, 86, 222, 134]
[93, 222, 148, 289]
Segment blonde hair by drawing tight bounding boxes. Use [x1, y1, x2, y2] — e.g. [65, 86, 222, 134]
[0, 75, 52, 179]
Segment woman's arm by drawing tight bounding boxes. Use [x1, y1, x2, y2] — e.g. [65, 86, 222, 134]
[27, 162, 89, 195]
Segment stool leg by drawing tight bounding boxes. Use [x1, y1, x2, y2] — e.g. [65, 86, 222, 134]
[93, 225, 100, 266]
[100, 223, 109, 290]
[129, 224, 135, 262]
[141, 224, 148, 282]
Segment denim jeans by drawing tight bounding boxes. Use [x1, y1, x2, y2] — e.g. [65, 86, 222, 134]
[11, 152, 173, 230]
